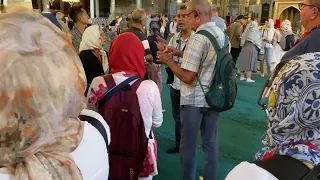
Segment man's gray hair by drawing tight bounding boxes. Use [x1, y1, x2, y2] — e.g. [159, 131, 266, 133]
[187, 0, 211, 17]
[132, 8, 147, 23]
[310, 0, 320, 8]
[211, 4, 218, 13]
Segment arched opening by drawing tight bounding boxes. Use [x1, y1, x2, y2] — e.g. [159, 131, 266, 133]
[280, 6, 300, 32]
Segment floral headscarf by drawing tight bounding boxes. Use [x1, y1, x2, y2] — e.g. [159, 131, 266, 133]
[0, 9, 86, 180]
[256, 53, 320, 166]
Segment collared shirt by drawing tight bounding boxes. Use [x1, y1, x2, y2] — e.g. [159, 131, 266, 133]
[211, 16, 226, 31]
[71, 26, 82, 53]
[181, 22, 226, 107]
[168, 31, 194, 90]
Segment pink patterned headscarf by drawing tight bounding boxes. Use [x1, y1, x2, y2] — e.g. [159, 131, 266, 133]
[0, 7, 86, 180]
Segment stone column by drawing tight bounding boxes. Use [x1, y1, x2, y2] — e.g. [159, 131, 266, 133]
[110, 0, 115, 18]
[136, 0, 141, 8]
[269, 0, 274, 18]
[95, 0, 99, 17]
[90, 0, 94, 18]
[60, 0, 64, 13]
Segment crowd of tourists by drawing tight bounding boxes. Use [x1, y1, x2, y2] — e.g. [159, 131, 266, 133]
[0, 0, 320, 179]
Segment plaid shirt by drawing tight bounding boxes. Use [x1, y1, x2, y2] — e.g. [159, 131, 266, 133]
[180, 22, 227, 107]
[70, 26, 82, 53]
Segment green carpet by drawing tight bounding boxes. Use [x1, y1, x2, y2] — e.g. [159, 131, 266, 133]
[154, 67, 269, 180]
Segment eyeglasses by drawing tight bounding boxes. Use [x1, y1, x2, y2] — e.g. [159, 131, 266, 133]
[186, 10, 197, 18]
[177, 14, 188, 19]
[298, 3, 319, 10]
[257, 60, 290, 118]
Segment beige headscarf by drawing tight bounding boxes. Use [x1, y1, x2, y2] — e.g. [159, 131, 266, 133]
[79, 25, 109, 73]
[279, 19, 294, 50]
[0, 8, 86, 180]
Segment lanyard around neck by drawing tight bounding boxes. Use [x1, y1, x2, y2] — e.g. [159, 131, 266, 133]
[303, 24, 320, 37]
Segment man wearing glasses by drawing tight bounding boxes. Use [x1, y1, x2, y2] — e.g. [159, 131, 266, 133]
[282, 0, 320, 60]
[155, 5, 194, 154]
[157, 0, 227, 179]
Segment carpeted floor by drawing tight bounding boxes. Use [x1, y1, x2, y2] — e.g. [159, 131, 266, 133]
[154, 67, 269, 180]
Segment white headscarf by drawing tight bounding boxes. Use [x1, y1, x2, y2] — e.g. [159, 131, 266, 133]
[262, 19, 276, 46]
[79, 25, 109, 73]
[279, 19, 294, 50]
[280, 19, 293, 33]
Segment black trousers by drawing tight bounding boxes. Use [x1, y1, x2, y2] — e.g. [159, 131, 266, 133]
[231, 47, 241, 64]
[170, 87, 181, 147]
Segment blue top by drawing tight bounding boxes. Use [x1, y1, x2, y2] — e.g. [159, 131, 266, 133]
[282, 28, 320, 61]
[146, 18, 151, 30]
[211, 16, 225, 31]
[41, 12, 62, 30]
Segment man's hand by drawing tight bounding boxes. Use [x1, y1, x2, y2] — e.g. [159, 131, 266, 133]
[155, 36, 166, 51]
[157, 51, 173, 65]
[164, 46, 184, 57]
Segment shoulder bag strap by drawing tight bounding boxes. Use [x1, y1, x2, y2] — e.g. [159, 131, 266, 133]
[196, 30, 224, 95]
[78, 115, 109, 151]
[99, 75, 139, 108]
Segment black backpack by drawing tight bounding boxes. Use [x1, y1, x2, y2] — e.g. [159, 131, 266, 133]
[284, 34, 295, 51]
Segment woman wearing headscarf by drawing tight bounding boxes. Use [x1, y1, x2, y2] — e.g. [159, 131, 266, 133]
[147, 21, 163, 93]
[260, 19, 276, 77]
[0, 8, 110, 180]
[79, 24, 108, 95]
[87, 33, 163, 180]
[238, 21, 263, 82]
[279, 19, 295, 51]
[226, 53, 320, 179]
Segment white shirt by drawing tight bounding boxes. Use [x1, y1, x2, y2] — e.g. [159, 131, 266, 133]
[72, 109, 111, 180]
[0, 109, 110, 180]
[170, 21, 178, 35]
[168, 31, 194, 90]
[225, 161, 278, 180]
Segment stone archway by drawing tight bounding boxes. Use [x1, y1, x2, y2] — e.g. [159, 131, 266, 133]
[280, 6, 300, 31]
[273, 0, 303, 32]
[273, 0, 300, 19]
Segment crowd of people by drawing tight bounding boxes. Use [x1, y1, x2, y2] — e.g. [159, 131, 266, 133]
[0, 0, 320, 179]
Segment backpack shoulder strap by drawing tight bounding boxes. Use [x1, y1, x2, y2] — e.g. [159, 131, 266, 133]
[78, 115, 109, 151]
[130, 78, 143, 92]
[197, 30, 221, 52]
[99, 75, 139, 108]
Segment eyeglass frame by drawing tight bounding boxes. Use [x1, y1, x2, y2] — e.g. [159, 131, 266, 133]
[186, 10, 200, 18]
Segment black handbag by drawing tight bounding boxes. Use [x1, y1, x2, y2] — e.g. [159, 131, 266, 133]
[165, 67, 174, 84]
